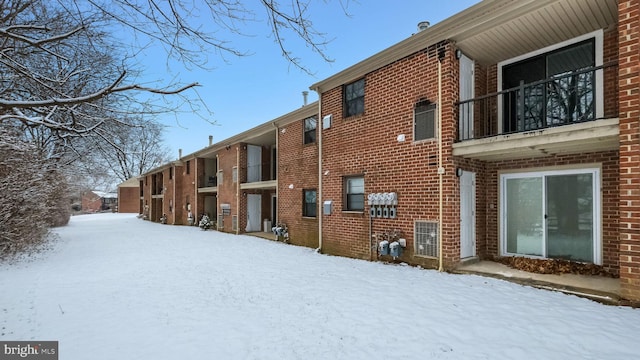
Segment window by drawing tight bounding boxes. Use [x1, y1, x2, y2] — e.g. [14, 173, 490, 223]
[186, 161, 191, 175]
[218, 170, 223, 185]
[169, 167, 173, 180]
[304, 117, 317, 144]
[415, 221, 439, 257]
[343, 176, 364, 211]
[343, 78, 365, 117]
[414, 100, 437, 141]
[303, 189, 317, 217]
[232, 167, 238, 183]
[232, 215, 238, 231]
[499, 32, 602, 133]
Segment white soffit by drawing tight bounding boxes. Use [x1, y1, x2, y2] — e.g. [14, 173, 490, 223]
[455, 0, 618, 64]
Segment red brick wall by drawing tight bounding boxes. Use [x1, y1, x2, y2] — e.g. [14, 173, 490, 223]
[172, 164, 186, 225]
[161, 167, 173, 223]
[177, 159, 196, 225]
[618, 0, 640, 301]
[278, 116, 320, 248]
[142, 175, 150, 219]
[217, 146, 240, 233]
[320, 42, 461, 267]
[117, 187, 139, 213]
[81, 192, 102, 212]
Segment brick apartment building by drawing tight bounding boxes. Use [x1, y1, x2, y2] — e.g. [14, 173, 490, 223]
[82, 190, 117, 212]
[138, 103, 319, 248]
[130, 0, 640, 301]
[117, 177, 140, 213]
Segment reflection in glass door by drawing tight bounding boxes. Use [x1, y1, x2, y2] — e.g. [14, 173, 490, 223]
[546, 173, 594, 262]
[501, 169, 599, 264]
[505, 177, 543, 256]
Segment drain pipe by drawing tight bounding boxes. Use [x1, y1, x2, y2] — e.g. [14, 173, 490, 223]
[437, 49, 444, 272]
[273, 121, 279, 238]
[315, 88, 323, 252]
[236, 145, 240, 235]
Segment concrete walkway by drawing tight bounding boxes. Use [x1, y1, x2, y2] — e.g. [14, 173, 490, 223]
[454, 260, 621, 305]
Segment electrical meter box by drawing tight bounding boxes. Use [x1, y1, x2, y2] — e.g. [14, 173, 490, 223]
[379, 240, 390, 256]
[323, 200, 332, 215]
[390, 241, 402, 258]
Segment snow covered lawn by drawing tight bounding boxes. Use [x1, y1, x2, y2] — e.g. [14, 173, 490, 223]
[1, 213, 639, 359]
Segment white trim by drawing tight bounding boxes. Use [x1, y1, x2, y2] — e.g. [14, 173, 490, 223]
[459, 54, 475, 140]
[499, 167, 601, 264]
[460, 170, 476, 259]
[497, 30, 604, 133]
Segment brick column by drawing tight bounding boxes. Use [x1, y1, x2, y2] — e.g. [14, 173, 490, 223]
[618, 0, 640, 301]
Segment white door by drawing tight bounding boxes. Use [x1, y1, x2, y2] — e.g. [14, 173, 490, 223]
[247, 145, 262, 182]
[460, 170, 476, 259]
[246, 194, 261, 232]
[459, 54, 474, 140]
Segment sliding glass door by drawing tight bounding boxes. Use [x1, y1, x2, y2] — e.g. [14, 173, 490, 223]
[501, 169, 600, 264]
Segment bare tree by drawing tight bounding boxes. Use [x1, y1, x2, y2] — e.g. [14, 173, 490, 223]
[0, 0, 343, 255]
[78, 117, 172, 184]
[0, 128, 68, 258]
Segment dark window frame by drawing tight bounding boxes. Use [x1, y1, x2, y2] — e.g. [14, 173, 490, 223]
[343, 175, 365, 211]
[414, 100, 437, 141]
[343, 78, 365, 117]
[302, 189, 317, 217]
[303, 116, 317, 144]
[501, 38, 596, 132]
[186, 161, 191, 175]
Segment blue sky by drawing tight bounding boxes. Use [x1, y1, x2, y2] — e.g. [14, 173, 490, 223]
[143, 1, 481, 157]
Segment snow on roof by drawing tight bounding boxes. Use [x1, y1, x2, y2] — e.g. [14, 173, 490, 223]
[92, 191, 118, 199]
[118, 177, 140, 188]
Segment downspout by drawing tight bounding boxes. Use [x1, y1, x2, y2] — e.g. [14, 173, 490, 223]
[236, 145, 240, 235]
[216, 154, 220, 228]
[315, 88, 323, 252]
[437, 50, 444, 272]
[273, 122, 279, 237]
[172, 164, 176, 224]
[194, 157, 198, 221]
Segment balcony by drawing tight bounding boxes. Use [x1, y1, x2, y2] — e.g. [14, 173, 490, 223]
[241, 162, 276, 190]
[197, 176, 218, 193]
[453, 64, 619, 161]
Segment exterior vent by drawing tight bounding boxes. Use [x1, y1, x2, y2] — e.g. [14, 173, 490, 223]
[415, 221, 438, 257]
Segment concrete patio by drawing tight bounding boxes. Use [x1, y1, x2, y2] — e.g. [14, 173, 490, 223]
[454, 260, 621, 305]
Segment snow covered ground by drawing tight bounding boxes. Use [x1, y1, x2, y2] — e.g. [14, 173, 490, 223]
[1, 213, 639, 359]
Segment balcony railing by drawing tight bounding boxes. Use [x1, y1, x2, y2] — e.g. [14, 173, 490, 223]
[244, 162, 276, 183]
[199, 175, 218, 188]
[456, 63, 617, 142]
